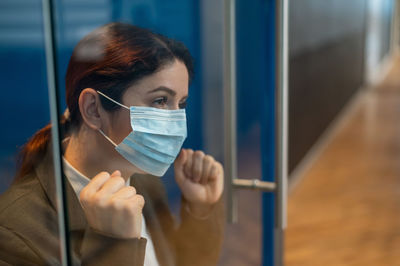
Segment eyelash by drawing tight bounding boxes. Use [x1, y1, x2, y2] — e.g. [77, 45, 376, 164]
[179, 101, 187, 109]
[153, 97, 168, 107]
[152, 97, 187, 109]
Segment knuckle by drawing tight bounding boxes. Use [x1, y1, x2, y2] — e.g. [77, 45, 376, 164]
[128, 186, 137, 195]
[211, 164, 222, 177]
[135, 195, 145, 207]
[194, 164, 202, 172]
[216, 161, 224, 171]
[92, 194, 106, 207]
[92, 171, 110, 184]
[204, 155, 214, 163]
[194, 150, 205, 158]
[97, 171, 110, 179]
[114, 177, 125, 187]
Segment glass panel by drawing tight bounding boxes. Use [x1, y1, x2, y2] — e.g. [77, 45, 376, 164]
[4, 0, 281, 264]
[220, 0, 275, 265]
[0, 0, 63, 264]
[0, 0, 276, 264]
[51, 0, 227, 265]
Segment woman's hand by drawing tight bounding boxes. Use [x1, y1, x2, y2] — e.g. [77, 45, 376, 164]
[174, 149, 224, 217]
[79, 170, 144, 239]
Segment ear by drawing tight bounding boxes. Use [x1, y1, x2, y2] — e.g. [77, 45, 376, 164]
[78, 88, 103, 130]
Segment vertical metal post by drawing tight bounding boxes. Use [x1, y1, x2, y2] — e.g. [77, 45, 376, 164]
[390, 0, 400, 54]
[274, 0, 289, 265]
[42, 0, 71, 265]
[223, 0, 239, 224]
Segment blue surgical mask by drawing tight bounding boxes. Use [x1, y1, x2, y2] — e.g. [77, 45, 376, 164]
[97, 91, 187, 177]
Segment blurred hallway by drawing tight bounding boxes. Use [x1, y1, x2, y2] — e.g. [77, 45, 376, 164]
[285, 57, 400, 265]
[0, 1, 398, 265]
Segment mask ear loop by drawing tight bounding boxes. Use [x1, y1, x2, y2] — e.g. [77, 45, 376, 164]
[96, 91, 129, 147]
[98, 129, 118, 147]
[97, 90, 129, 110]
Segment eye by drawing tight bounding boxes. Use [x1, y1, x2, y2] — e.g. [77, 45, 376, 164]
[179, 101, 187, 109]
[152, 96, 168, 107]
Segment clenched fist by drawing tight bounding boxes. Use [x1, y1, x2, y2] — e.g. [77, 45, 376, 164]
[174, 149, 224, 217]
[79, 170, 144, 239]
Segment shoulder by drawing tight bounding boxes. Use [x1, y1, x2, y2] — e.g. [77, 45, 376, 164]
[0, 173, 57, 265]
[0, 173, 42, 212]
[0, 223, 44, 265]
[0, 172, 57, 232]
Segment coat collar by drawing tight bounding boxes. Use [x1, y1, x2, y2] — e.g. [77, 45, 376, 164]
[33, 142, 175, 266]
[34, 143, 87, 231]
[32, 143, 166, 233]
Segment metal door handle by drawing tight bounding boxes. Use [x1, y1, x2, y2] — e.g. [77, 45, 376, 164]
[233, 179, 276, 191]
[223, 0, 288, 231]
[223, 0, 279, 224]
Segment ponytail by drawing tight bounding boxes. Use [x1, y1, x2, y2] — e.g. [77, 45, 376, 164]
[15, 112, 72, 181]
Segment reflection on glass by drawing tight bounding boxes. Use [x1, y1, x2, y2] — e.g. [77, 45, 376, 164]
[0, 22, 225, 265]
[0, 1, 62, 264]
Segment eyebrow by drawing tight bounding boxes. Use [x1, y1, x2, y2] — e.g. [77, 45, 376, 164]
[148, 86, 177, 96]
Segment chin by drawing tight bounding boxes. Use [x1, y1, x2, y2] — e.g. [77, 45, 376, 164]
[123, 163, 148, 176]
[136, 168, 148, 175]
[115, 157, 149, 177]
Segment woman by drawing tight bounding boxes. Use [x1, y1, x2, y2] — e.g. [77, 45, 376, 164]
[0, 22, 224, 266]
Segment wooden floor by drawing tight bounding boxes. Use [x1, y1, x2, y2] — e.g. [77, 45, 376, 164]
[285, 58, 400, 265]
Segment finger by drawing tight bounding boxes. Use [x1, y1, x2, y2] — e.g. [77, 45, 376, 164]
[110, 170, 121, 177]
[127, 194, 146, 209]
[80, 172, 110, 198]
[211, 162, 224, 202]
[192, 151, 205, 183]
[209, 164, 219, 181]
[174, 149, 187, 171]
[112, 186, 137, 199]
[200, 155, 214, 185]
[183, 149, 194, 179]
[209, 162, 224, 191]
[97, 176, 126, 196]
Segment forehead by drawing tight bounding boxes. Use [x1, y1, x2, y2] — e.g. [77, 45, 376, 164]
[123, 60, 189, 98]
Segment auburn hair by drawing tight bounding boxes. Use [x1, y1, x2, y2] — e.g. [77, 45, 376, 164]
[16, 22, 194, 180]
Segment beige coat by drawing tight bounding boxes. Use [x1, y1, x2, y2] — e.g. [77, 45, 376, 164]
[0, 146, 224, 265]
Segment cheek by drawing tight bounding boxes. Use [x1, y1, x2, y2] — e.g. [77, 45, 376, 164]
[110, 111, 132, 143]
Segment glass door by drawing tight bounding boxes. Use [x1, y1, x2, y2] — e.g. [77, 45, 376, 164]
[220, 0, 288, 265]
[41, 0, 288, 265]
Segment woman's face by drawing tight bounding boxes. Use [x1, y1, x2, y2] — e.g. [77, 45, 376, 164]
[101, 59, 189, 174]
